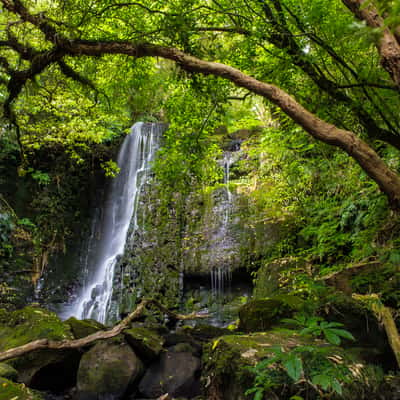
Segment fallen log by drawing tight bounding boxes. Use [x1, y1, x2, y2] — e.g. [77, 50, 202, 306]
[0, 299, 208, 362]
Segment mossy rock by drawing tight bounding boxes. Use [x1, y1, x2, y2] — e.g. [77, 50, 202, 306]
[203, 331, 386, 400]
[238, 297, 298, 332]
[0, 306, 73, 349]
[0, 306, 74, 384]
[0, 363, 18, 381]
[202, 331, 309, 399]
[64, 317, 105, 339]
[77, 340, 144, 400]
[123, 326, 165, 362]
[0, 377, 44, 400]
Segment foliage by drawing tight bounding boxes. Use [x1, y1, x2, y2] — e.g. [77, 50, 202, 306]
[246, 344, 353, 399]
[282, 315, 355, 345]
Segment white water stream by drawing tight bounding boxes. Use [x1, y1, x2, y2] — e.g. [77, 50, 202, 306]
[65, 122, 162, 324]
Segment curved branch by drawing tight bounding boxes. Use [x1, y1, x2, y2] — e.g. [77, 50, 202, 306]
[56, 39, 400, 208]
[0, 299, 208, 363]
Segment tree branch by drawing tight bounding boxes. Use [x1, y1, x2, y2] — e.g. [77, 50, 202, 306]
[0, 299, 208, 363]
[342, 0, 400, 87]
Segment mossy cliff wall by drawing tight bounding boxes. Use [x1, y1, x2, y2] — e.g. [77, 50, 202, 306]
[112, 136, 285, 316]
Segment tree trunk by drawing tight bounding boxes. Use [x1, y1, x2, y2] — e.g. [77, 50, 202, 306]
[342, 0, 400, 88]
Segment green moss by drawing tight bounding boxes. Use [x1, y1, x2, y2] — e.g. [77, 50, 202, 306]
[0, 377, 44, 400]
[0, 363, 18, 381]
[0, 306, 73, 351]
[238, 298, 295, 332]
[64, 317, 105, 339]
[0, 306, 74, 383]
[123, 326, 165, 361]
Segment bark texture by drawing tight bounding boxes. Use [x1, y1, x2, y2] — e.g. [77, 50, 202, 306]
[353, 294, 400, 368]
[342, 0, 400, 87]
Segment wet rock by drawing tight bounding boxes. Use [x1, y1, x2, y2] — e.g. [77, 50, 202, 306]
[76, 340, 144, 400]
[124, 326, 165, 362]
[0, 377, 44, 400]
[0, 363, 18, 381]
[64, 317, 105, 339]
[138, 351, 201, 398]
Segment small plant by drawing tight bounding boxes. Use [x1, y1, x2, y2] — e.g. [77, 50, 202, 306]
[282, 315, 355, 345]
[246, 316, 355, 399]
[246, 344, 352, 399]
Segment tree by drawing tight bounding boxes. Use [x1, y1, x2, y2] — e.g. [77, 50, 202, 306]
[1, 0, 400, 208]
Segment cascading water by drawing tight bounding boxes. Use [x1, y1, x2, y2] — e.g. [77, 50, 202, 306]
[210, 151, 236, 299]
[66, 122, 162, 324]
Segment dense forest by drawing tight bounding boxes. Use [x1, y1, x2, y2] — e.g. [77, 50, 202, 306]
[0, 0, 400, 399]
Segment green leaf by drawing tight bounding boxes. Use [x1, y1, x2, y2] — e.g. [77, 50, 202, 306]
[312, 374, 331, 391]
[283, 356, 303, 381]
[324, 330, 341, 345]
[254, 390, 264, 400]
[328, 328, 355, 341]
[332, 379, 343, 395]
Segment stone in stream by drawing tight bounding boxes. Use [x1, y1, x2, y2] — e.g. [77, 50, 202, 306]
[76, 340, 144, 400]
[138, 350, 201, 398]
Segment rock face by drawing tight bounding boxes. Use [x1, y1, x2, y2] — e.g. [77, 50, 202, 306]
[138, 350, 201, 398]
[76, 340, 144, 400]
[112, 139, 284, 320]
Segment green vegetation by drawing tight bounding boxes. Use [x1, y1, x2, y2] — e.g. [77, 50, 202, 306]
[0, 0, 400, 398]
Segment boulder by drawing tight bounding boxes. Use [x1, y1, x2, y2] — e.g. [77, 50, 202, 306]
[0, 306, 77, 385]
[138, 351, 201, 398]
[238, 296, 297, 332]
[64, 316, 105, 339]
[0, 377, 44, 400]
[123, 326, 165, 362]
[77, 340, 144, 400]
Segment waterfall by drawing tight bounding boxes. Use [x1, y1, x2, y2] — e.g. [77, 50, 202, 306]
[210, 151, 236, 299]
[66, 122, 162, 324]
